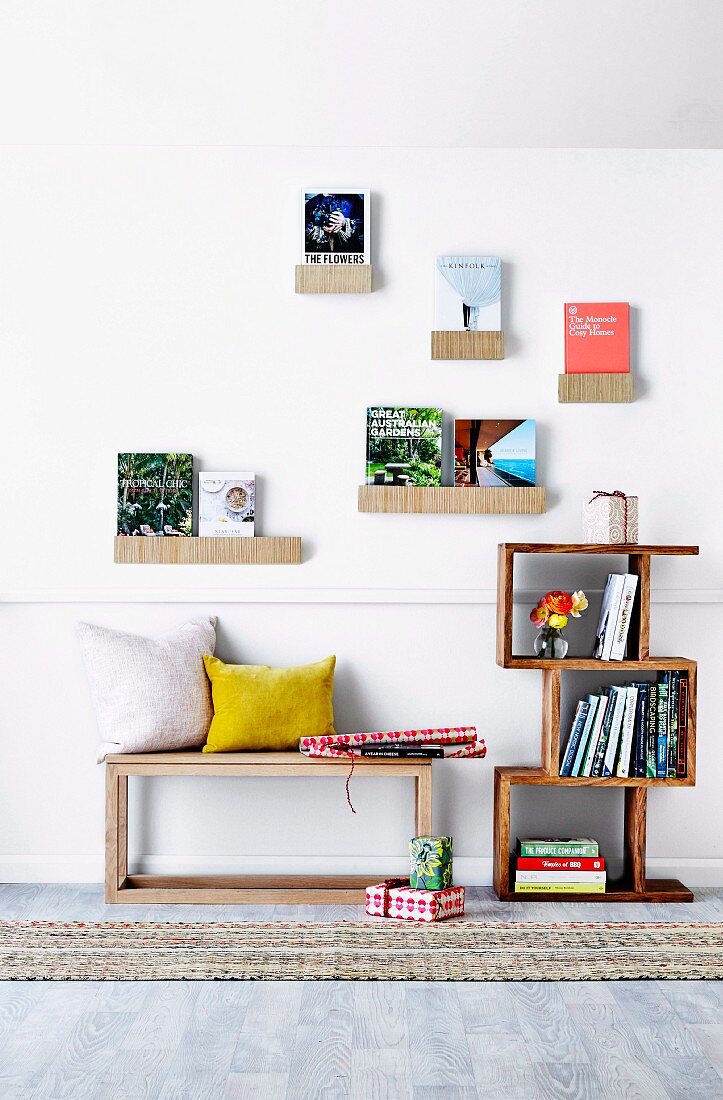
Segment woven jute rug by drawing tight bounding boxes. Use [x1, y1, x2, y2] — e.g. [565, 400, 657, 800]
[1, 920, 721, 980]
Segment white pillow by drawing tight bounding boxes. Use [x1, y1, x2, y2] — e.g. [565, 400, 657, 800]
[77, 617, 217, 761]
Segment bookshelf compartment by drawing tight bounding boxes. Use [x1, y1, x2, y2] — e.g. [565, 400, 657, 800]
[358, 486, 546, 515]
[114, 536, 302, 565]
[295, 265, 372, 294]
[558, 373, 633, 403]
[431, 330, 504, 360]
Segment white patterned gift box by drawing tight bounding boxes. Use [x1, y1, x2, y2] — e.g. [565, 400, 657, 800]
[582, 492, 638, 544]
[365, 879, 465, 922]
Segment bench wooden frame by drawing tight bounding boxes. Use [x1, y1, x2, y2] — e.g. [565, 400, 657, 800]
[105, 752, 433, 904]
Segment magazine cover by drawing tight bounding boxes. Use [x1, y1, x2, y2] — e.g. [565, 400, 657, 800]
[302, 191, 369, 265]
[366, 408, 442, 486]
[454, 420, 535, 487]
[435, 256, 501, 331]
[117, 453, 193, 535]
[199, 472, 255, 537]
[564, 303, 630, 373]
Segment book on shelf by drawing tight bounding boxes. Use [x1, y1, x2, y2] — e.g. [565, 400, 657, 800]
[198, 473, 255, 537]
[515, 870, 606, 884]
[559, 700, 590, 776]
[516, 857, 605, 871]
[656, 680, 669, 779]
[454, 419, 535, 488]
[614, 685, 639, 778]
[593, 573, 638, 661]
[435, 256, 501, 332]
[302, 191, 369, 265]
[592, 685, 626, 777]
[646, 682, 659, 777]
[662, 671, 680, 778]
[571, 695, 601, 776]
[631, 682, 649, 778]
[676, 674, 689, 778]
[117, 453, 193, 537]
[580, 691, 610, 777]
[517, 838, 599, 858]
[366, 408, 442, 487]
[514, 881, 606, 894]
[564, 302, 630, 374]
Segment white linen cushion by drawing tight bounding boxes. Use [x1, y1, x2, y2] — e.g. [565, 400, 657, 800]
[77, 617, 217, 761]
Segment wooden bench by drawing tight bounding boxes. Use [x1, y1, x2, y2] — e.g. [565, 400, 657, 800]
[105, 752, 433, 904]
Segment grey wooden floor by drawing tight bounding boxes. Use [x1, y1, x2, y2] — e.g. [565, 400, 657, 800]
[0, 885, 721, 1099]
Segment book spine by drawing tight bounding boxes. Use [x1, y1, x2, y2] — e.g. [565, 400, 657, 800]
[357, 747, 444, 758]
[515, 870, 606, 884]
[646, 683, 659, 778]
[676, 674, 689, 778]
[633, 684, 648, 778]
[571, 698, 598, 777]
[591, 689, 618, 777]
[514, 882, 606, 894]
[599, 575, 626, 661]
[560, 702, 590, 777]
[667, 671, 680, 778]
[656, 681, 669, 778]
[581, 694, 609, 776]
[518, 842, 599, 858]
[516, 857, 606, 871]
[602, 687, 627, 777]
[615, 687, 638, 778]
[608, 574, 638, 661]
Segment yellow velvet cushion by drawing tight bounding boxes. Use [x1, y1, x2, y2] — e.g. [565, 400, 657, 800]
[202, 654, 336, 752]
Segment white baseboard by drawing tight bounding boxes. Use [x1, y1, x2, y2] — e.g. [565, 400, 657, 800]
[2, 854, 722, 887]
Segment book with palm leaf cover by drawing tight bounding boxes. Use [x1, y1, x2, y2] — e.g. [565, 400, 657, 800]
[117, 453, 193, 536]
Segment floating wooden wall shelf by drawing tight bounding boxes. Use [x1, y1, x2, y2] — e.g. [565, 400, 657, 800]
[558, 373, 633, 403]
[358, 485, 546, 515]
[295, 265, 372, 294]
[431, 331, 504, 360]
[114, 536, 302, 565]
[493, 541, 699, 904]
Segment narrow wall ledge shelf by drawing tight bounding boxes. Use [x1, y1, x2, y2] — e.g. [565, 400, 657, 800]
[295, 264, 372, 294]
[114, 536, 302, 565]
[358, 486, 546, 514]
[558, 373, 633, 402]
[431, 330, 504, 360]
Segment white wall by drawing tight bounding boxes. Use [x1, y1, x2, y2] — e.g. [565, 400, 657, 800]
[0, 1, 721, 885]
[1, 145, 721, 884]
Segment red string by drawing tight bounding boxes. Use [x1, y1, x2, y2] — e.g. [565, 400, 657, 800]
[345, 751, 357, 814]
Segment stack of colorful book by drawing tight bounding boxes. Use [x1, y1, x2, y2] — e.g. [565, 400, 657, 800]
[560, 670, 689, 779]
[515, 838, 606, 894]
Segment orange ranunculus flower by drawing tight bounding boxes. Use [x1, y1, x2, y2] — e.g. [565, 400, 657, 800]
[544, 590, 573, 615]
[530, 601, 549, 626]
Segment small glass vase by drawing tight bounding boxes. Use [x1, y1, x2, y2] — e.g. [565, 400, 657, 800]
[533, 626, 569, 660]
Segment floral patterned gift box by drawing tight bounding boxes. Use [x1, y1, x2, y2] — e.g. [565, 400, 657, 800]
[365, 879, 465, 923]
[409, 835, 453, 890]
[582, 491, 638, 544]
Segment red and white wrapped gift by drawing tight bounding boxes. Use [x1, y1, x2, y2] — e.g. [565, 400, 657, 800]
[365, 878, 465, 923]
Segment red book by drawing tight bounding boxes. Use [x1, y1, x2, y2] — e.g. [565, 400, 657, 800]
[516, 856, 606, 871]
[564, 302, 629, 373]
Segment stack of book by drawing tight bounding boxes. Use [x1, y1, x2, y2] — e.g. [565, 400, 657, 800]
[560, 671, 689, 779]
[515, 838, 606, 894]
[593, 573, 638, 660]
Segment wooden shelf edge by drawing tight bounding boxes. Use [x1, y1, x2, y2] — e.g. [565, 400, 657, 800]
[114, 536, 302, 565]
[498, 656, 697, 671]
[295, 264, 372, 294]
[558, 372, 633, 403]
[498, 543, 699, 556]
[496, 767, 693, 788]
[499, 879, 694, 903]
[431, 330, 504, 360]
[358, 485, 546, 515]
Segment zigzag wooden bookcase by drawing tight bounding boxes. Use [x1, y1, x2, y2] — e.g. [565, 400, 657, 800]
[493, 542, 699, 903]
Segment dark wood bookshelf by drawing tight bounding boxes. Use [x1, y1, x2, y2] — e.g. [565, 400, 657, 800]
[492, 542, 698, 904]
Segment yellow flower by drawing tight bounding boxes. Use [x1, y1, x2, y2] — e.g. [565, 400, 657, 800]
[548, 613, 568, 629]
[570, 590, 588, 618]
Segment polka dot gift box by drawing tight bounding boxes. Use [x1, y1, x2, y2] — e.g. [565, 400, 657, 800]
[364, 878, 465, 923]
